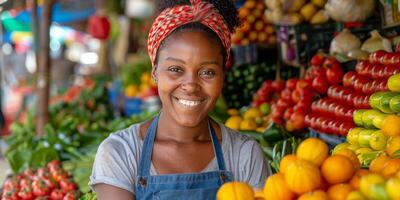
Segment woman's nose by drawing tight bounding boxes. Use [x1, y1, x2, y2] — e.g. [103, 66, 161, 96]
[181, 72, 200, 92]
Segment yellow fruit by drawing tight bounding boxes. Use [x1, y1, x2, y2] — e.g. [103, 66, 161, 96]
[359, 173, 385, 199]
[287, 0, 306, 12]
[243, 108, 263, 120]
[332, 142, 351, 154]
[255, 127, 267, 133]
[296, 138, 329, 167]
[227, 109, 239, 116]
[347, 128, 363, 145]
[369, 155, 391, 174]
[369, 130, 388, 150]
[240, 119, 258, 131]
[225, 116, 242, 130]
[139, 84, 150, 92]
[300, 3, 317, 21]
[346, 191, 367, 200]
[216, 181, 254, 200]
[279, 154, 297, 174]
[310, 9, 329, 24]
[264, 173, 294, 200]
[322, 155, 355, 184]
[334, 149, 360, 169]
[381, 115, 400, 137]
[327, 183, 354, 200]
[386, 177, 400, 199]
[388, 73, 400, 92]
[350, 169, 370, 190]
[285, 159, 322, 195]
[386, 136, 400, 156]
[311, 0, 327, 7]
[298, 190, 329, 200]
[253, 189, 264, 200]
[140, 72, 151, 85]
[124, 85, 139, 97]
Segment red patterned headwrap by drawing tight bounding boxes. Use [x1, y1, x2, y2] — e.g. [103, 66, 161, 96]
[147, 0, 231, 67]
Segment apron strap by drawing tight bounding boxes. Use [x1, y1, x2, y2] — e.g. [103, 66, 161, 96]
[208, 120, 226, 171]
[138, 114, 159, 177]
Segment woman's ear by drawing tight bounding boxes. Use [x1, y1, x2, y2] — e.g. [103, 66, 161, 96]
[151, 66, 158, 84]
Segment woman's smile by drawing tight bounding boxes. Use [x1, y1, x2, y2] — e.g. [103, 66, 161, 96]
[173, 96, 207, 109]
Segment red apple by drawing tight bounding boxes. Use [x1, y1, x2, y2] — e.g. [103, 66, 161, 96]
[271, 80, 286, 93]
[326, 65, 344, 85]
[280, 89, 292, 102]
[312, 75, 329, 94]
[296, 79, 312, 91]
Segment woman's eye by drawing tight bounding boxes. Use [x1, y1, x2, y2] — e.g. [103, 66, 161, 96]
[200, 70, 216, 78]
[168, 66, 182, 73]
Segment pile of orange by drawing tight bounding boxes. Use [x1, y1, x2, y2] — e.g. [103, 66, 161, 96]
[216, 137, 400, 200]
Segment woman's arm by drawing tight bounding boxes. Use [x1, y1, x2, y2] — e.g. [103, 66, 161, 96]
[95, 184, 135, 200]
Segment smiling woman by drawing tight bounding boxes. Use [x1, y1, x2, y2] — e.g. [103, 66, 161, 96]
[89, 0, 272, 199]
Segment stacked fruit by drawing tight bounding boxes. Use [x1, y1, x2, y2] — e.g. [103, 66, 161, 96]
[232, 0, 277, 46]
[264, 0, 330, 25]
[1, 160, 81, 200]
[223, 63, 275, 109]
[224, 106, 270, 133]
[251, 80, 285, 107]
[124, 72, 158, 99]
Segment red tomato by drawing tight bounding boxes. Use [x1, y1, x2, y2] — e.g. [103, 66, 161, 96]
[271, 80, 285, 92]
[326, 65, 344, 85]
[290, 111, 306, 131]
[2, 188, 19, 200]
[322, 57, 341, 69]
[20, 178, 32, 188]
[32, 179, 51, 197]
[369, 50, 387, 64]
[51, 169, 68, 183]
[291, 89, 301, 103]
[286, 78, 298, 91]
[312, 75, 329, 94]
[310, 52, 326, 67]
[4, 177, 19, 190]
[296, 79, 312, 91]
[24, 168, 35, 179]
[47, 160, 61, 173]
[280, 89, 292, 102]
[353, 75, 371, 92]
[50, 189, 65, 200]
[36, 167, 50, 178]
[276, 98, 291, 110]
[60, 179, 77, 193]
[18, 186, 34, 200]
[342, 71, 356, 87]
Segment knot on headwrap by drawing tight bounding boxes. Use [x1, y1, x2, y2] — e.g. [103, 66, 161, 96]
[147, 0, 231, 67]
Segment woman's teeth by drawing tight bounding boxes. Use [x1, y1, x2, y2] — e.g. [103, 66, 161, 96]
[178, 99, 203, 107]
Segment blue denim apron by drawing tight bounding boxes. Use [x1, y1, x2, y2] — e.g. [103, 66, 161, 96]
[135, 114, 233, 200]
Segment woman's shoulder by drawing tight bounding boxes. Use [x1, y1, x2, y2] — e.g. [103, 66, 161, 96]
[220, 124, 255, 145]
[98, 123, 143, 153]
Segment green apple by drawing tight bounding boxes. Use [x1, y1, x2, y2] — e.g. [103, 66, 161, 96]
[362, 110, 382, 129]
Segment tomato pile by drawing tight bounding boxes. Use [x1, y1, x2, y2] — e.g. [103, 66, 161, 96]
[1, 160, 80, 200]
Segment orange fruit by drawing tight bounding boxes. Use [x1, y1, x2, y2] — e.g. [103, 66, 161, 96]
[334, 149, 360, 169]
[298, 190, 329, 200]
[386, 136, 400, 156]
[254, 189, 265, 200]
[285, 159, 322, 195]
[327, 183, 354, 200]
[381, 115, 400, 137]
[369, 155, 391, 173]
[279, 154, 297, 174]
[296, 138, 329, 167]
[349, 169, 370, 190]
[321, 155, 355, 184]
[263, 173, 294, 200]
[381, 158, 400, 178]
[216, 181, 254, 200]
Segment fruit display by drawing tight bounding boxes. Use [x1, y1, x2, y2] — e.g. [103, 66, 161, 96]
[232, 0, 277, 46]
[124, 72, 158, 99]
[225, 106, 270, 133]
[264, 0, 330, 25]
[1, 160, 81, 200]
[252, 80, 285, 107]
[223, 63, 276, 109]
[216, 137, 400, 200]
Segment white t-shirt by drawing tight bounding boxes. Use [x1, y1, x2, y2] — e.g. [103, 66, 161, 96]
[89, 122, 272, 194]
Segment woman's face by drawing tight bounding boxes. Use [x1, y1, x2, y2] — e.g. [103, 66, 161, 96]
[154, 31, 224, 127]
